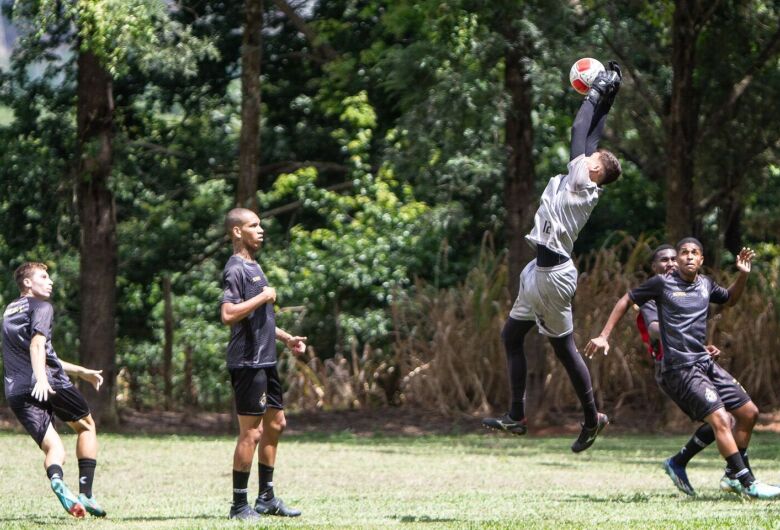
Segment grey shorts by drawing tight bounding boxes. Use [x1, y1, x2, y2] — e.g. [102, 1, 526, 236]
[509, 259, 577, 337]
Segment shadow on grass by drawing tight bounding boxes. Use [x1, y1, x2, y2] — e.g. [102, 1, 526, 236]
[0, 514, 225, 523]
[567, 492, 746, 504]
[391, 515, 458, 523]
[110, 514, 225, 522]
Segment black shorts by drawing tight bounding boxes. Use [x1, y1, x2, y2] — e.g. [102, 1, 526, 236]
[7, 385, 91, 446]
[659, 359, 751, 421]
[229, 366, 283, 416]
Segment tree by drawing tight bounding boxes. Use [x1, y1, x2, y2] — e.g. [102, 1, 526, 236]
[75, 47, 118, 422]
[237, 0, 263, 210]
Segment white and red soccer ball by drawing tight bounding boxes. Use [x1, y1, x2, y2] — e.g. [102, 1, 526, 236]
[569, 58, 605, 95]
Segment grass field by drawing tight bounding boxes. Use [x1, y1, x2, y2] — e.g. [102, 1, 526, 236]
[3, 429, 780, 529]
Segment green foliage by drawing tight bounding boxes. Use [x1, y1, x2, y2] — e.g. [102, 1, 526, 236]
[263, 93, 449, 355]
[18, 0, 218, 77]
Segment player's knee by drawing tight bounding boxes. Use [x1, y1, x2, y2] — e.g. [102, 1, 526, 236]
[708, 409, 732, 431]
[240, 426, 262, 445]
[75, 415, 96, 434]
[737, 402, 759, 425]
[269, 413, 286, 434]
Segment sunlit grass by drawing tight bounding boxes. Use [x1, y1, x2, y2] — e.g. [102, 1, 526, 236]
[2, 430, 780, 528]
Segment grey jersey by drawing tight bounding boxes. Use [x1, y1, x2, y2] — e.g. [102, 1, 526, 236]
[2, 297, 72, 397]
[629, 272, 729, 372]
[221, 255, 277, 369]
[525, 154, 602, 259]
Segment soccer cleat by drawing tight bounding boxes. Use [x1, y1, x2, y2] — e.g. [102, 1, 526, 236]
[743, 481, 780, 500]
[229, 503, 262, 521]
[663, 458, 695, 496]
[50, 478, 86, 518]
[254, 495, 301, 517]
[571, 412, 609, 453]
[719, 475, 742, 494]
[481, 413, 528, 435]
[78, 493, 107, 517]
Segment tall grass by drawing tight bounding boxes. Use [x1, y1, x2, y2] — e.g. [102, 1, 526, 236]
[388, 235, 780, 423]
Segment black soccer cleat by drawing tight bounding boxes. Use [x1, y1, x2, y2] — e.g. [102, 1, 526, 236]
[229, 503, 262, 521]
[571, 412, 609, 453]
[254, 495, 301, 517]
[481, 413, 528, 435]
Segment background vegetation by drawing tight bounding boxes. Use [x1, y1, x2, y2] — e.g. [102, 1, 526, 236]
[0, 0, 778, 425]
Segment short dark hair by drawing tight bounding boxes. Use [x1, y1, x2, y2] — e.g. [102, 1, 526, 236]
[598, 149, 622, 185]
[675, 237, 703, 253]
[14, 262, 47, 292]
[224, 207, 255, 236]
[651, 244, 675, 263]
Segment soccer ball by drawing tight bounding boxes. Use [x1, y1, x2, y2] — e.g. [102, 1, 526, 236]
[569, 58, 605, 95]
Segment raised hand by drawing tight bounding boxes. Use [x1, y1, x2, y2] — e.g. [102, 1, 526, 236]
[736, 247, 755, 273]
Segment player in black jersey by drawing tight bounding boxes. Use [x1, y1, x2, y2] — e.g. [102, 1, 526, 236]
[2, 262, 106, 518]
[587, 239, 780, 499]
[220, 208, 307, 521]
[637, 245, 716, 496]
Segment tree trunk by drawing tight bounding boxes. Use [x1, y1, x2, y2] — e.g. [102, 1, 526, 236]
[237, 0, 263, 211]
[665, 0, 701, 243]
[76, 50, 117, 425]
[162, 275, 173, 409]
[502, 21, 544, 420]
[183, 344, 196, 406]
[503, 28, 536, 295]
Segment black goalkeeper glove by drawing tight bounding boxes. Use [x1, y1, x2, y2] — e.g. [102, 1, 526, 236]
[585, 61, 622, 106]
[585, 71, 613, 105]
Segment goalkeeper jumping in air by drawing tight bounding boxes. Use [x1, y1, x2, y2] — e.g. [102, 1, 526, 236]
[483, 62, 622, 452]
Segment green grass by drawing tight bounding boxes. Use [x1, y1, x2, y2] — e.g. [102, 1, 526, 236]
[2, 430, 780, 528]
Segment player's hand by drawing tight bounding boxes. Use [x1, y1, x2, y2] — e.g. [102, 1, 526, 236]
[735, 247, 755, 274]
[607, 60, 622, 81]
[285, 335, 307, 355]
[262, 286, 277, 303]
[705, 344, 721, 359]
[80, 369, 103, 391]
[584, 336, 610, 358]
[585, 71, 611, 104]
[31, 379, 56, 402]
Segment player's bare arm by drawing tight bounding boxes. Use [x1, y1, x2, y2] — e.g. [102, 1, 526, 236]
[59, 360, 103, 391]
[725, 247, 755, 307]
[275, 328, 307, 355]
[584, 293, 633, 358]
[30, 333, 55, 401]
[221, 286, 277, 326]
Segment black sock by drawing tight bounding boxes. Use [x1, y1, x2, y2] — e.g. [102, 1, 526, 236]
[232, 470, 250, 507]
[672, 423, 714, 467]
[549, 333, 598, 427]
[78, 458, 97, 497]
[46, 464, 64, 481]
[502, 318, 533, 421]
[259, 463, 274, 500]
[725, 452, 755, 488]
[739, 447, 752, 474]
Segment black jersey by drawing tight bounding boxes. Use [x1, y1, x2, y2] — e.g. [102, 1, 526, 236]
[629, 271, 729, 372]
[220, 255, 277, 369]
[2, 297, 72, 397]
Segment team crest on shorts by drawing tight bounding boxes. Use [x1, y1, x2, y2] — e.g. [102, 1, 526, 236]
[259, 392, 267, 407]
[705, 388, 717, 403]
